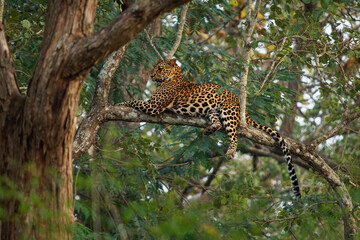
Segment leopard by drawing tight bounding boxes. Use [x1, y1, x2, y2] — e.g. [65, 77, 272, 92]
[119, 58, 301, 199]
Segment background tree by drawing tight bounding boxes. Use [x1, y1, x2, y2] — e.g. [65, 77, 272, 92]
[0, 0, 189, 239]
[1, 0, 359, 240]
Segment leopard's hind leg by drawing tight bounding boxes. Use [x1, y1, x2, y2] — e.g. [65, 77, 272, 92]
[220, 106, 240, 159]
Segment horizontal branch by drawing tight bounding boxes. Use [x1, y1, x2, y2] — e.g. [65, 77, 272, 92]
[63, 0, 190, 78]
[77, 105, 357, 237]
[104, 104, 210, 128]
[102, 106, 322, 163]
[103, 106, 350, 189]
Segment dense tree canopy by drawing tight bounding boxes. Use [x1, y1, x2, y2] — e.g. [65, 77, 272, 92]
[1, 0, 359, 239]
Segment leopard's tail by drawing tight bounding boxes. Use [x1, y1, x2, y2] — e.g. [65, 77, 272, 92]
[246, 116, 301, 199]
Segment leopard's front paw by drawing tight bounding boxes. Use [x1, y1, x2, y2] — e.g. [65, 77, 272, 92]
[203, 127, 215, 136]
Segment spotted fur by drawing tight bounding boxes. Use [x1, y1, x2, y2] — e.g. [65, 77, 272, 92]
[119, 58, 301, 199]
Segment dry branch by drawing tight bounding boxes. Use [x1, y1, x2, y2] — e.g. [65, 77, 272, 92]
[239, 0, 261, 126]
[167, 3, 189, 59]
[145, 29, 163, 60]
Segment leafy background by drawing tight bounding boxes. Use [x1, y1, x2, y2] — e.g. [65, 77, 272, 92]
[3, 0, 360, 239]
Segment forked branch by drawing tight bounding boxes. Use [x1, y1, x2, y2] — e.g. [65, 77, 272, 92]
[73, 44, 129, 160]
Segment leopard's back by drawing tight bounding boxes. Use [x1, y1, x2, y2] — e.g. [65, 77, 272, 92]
[169, 83, 226, 117]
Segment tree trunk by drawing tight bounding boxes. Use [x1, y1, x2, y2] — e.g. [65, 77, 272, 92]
[1, 0, 97, 237]
[0, 0, 190, 238]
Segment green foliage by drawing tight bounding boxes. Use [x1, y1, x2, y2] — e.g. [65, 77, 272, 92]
[73, 0, 360, 238]
[5, 0, 359, 238]
[4, 0, 47, 89]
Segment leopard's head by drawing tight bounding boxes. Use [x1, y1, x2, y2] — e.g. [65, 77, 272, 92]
[150, 58, 182, 83]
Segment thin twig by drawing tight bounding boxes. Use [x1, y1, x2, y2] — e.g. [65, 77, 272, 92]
[198, 3, 248, 45]
[254, 201, 338, 224]
[73, 165, 81, 207]
[311, 111, 360, 149]
[145, 29, 163, 60]
[202, 158, 224, 193]
[167, 3, 189, 59]
[198, 21, 229, 45]
[256, 36, 288, 95]
[314, 50, 348, 109]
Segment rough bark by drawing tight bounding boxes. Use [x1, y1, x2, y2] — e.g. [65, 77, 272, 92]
[0, 0, 191, 239]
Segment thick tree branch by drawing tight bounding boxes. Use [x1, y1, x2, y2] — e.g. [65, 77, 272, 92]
[93, 44, 130, 104]
[105, 105, 209, 128]
[73, 44, 129, 160]
[103, 106, 355, 176]
[63, 0, 191, 78]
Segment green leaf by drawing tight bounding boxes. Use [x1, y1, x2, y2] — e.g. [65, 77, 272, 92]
[355, 84, 360, 92]
[21, 20, 31, 29]
[250, 41, 258, 49]
[320, 0, 330, 9]
[336, 88, 341, 95]
[313, 9, 324, 20]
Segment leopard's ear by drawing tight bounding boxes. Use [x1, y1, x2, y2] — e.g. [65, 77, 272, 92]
[157, 58, 161, 62]
[170, 58, 176, 65]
